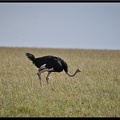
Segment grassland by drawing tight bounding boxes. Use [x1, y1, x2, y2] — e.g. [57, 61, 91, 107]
[0, 47, 120, 117]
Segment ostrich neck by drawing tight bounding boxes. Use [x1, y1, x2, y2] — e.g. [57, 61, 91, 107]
[66, 69, 79, 77]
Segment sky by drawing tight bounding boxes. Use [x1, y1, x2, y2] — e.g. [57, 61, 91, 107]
[0, 2, 120, 50]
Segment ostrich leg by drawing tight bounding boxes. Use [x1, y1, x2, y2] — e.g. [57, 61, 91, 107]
[46, 72, 52, 85]
[37, 73, 42, 86]
[37, 68, 53, 86]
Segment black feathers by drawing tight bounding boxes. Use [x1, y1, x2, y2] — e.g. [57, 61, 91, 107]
[26, 53, 68, 73]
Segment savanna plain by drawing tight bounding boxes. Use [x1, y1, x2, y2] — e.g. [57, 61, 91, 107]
[0, 47, 120, 117]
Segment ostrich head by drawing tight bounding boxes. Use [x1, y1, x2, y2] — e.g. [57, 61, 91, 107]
[76, 68, 81, 73]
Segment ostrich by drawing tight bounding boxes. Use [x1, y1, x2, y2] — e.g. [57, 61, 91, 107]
[26, 53, 81, 86]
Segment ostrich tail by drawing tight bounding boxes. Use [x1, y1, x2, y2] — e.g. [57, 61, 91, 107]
[26, 53, 35, 61]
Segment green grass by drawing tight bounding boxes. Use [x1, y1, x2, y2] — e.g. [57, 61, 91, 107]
[0, 47, 120, 117]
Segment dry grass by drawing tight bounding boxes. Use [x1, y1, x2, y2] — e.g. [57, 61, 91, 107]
[0, 47, 120, 117]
